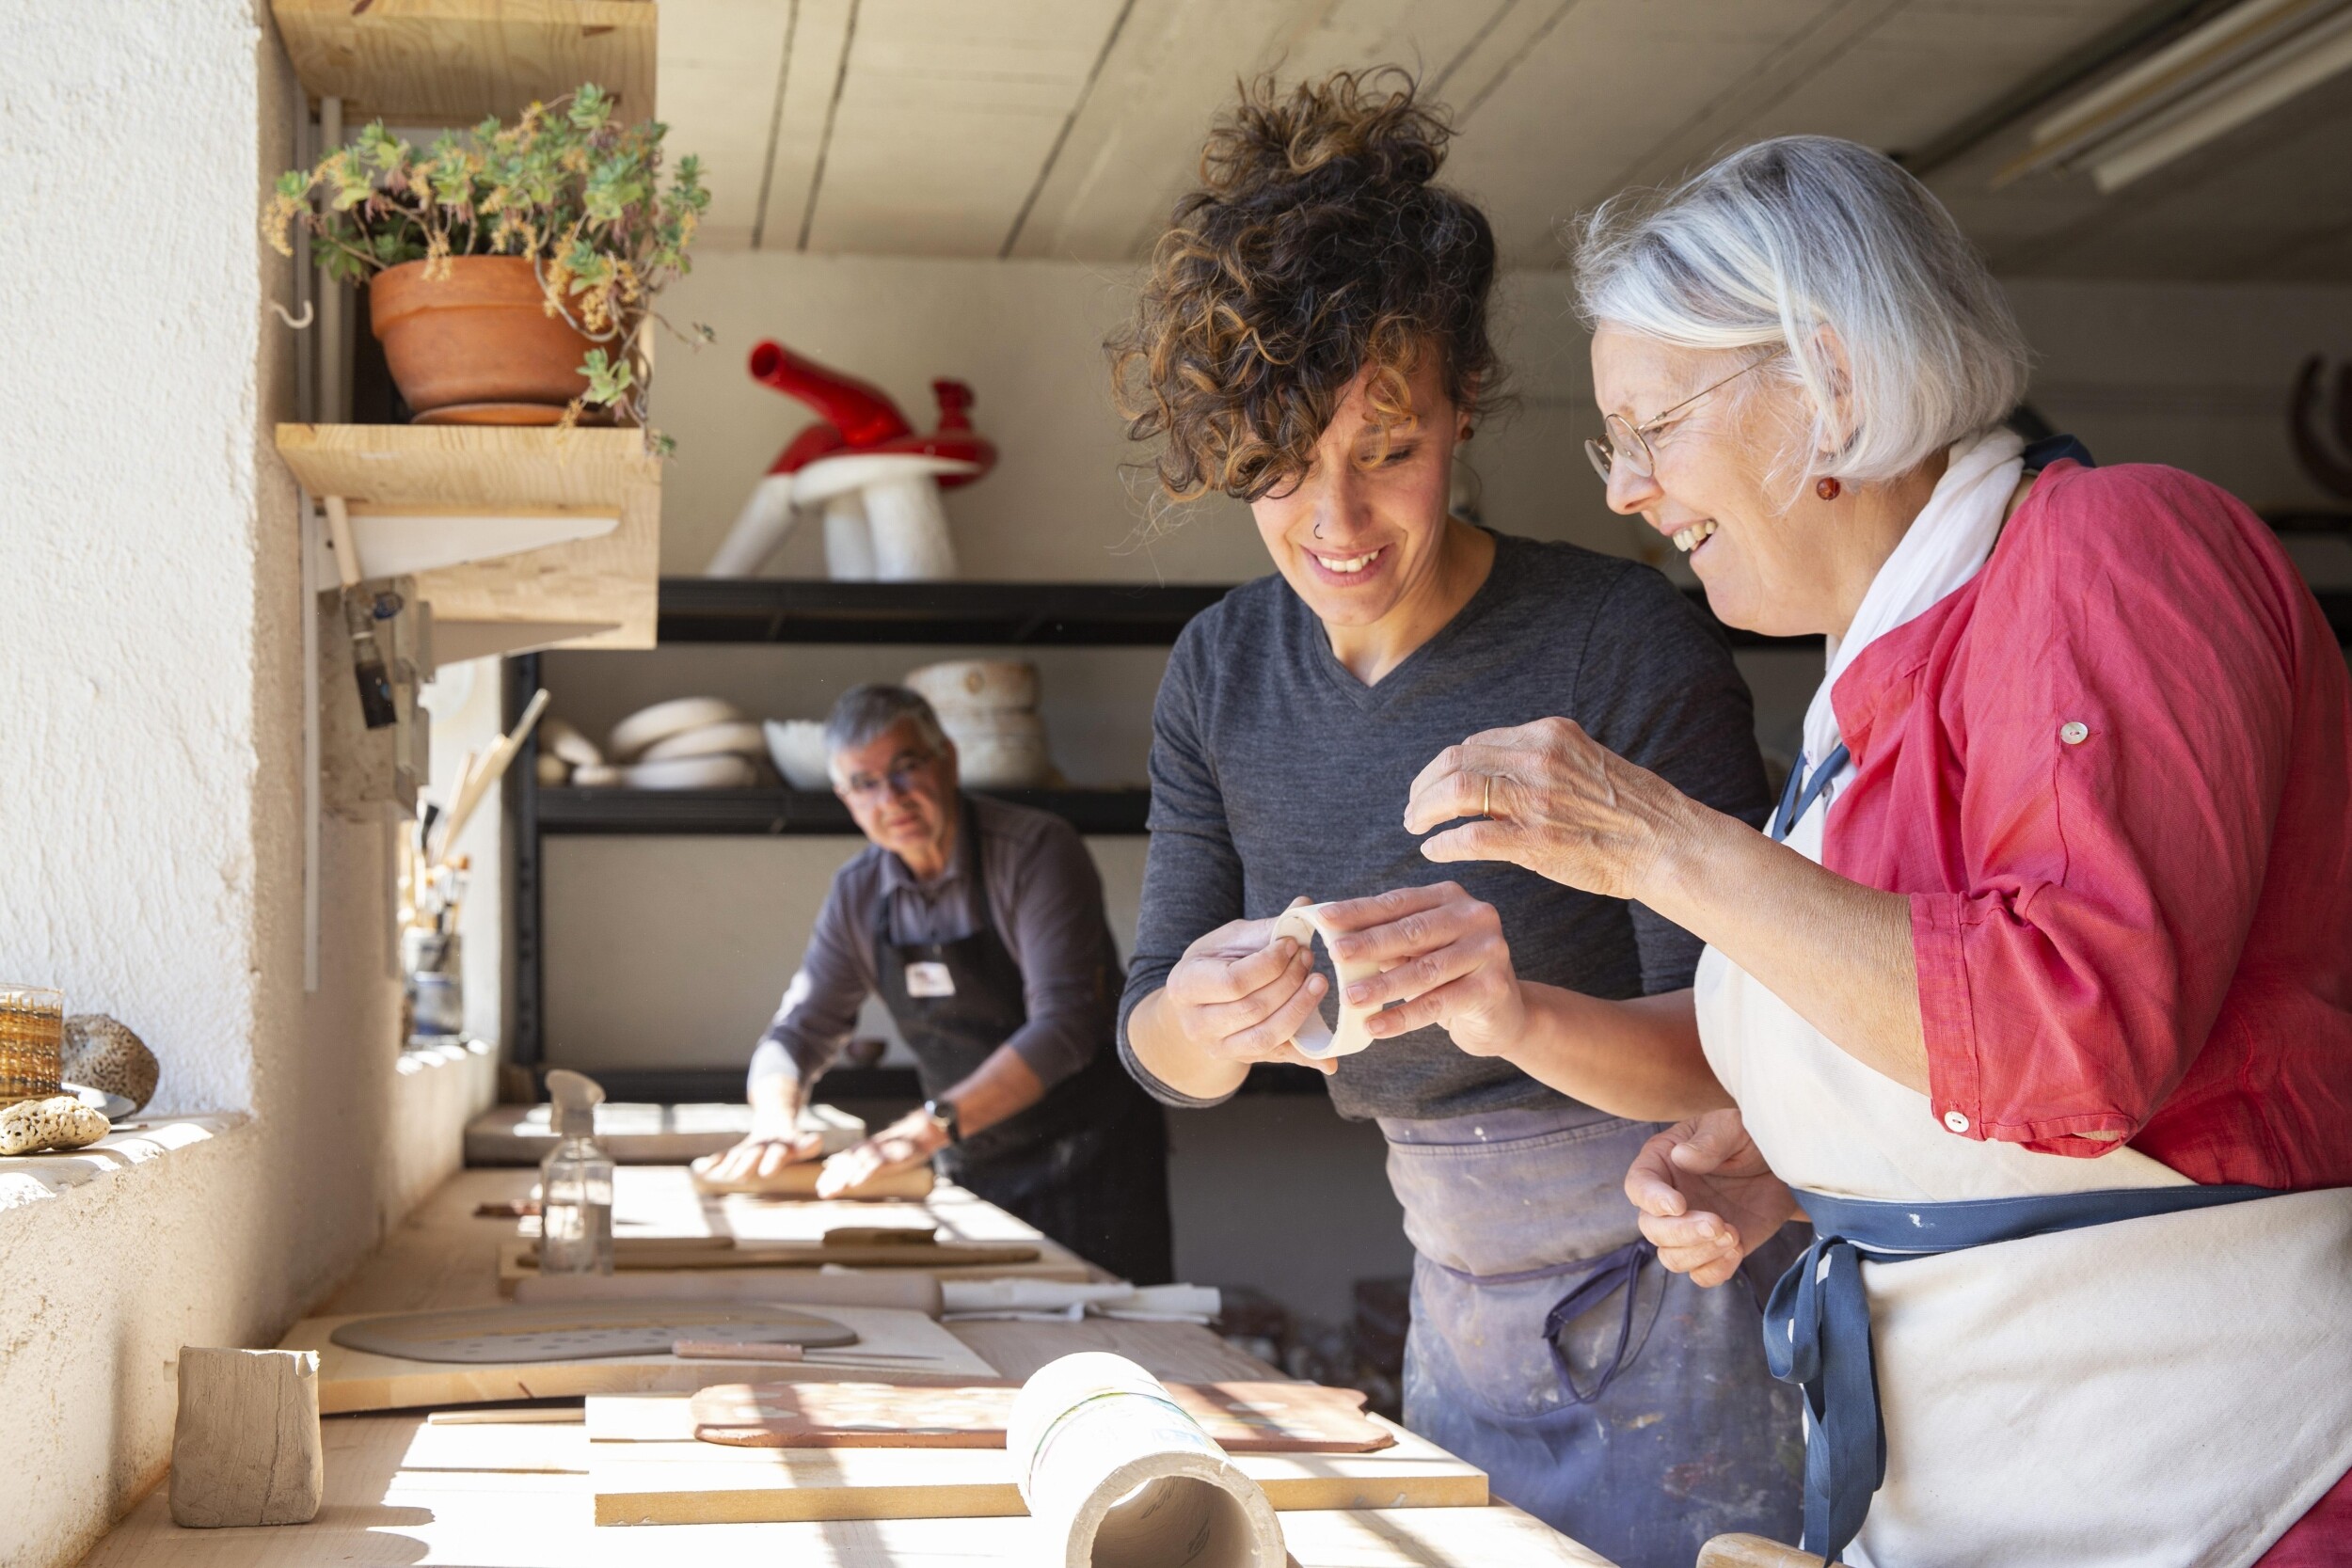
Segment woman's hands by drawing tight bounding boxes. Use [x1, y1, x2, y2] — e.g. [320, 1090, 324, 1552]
[1404, 717, 1698, 899]
[1315, 884, 1528, 1056]
[1154, 903, 1338, 1076]
[1623, 1110, 1800, 1288]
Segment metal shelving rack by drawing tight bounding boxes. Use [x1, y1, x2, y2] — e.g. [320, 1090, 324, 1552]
[504, 578, 1236, 1095]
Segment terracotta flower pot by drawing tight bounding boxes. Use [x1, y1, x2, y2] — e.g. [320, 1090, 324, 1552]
[368, 256, 596, 421]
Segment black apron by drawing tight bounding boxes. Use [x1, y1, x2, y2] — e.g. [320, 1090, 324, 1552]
[870, 809, 1172, 1286]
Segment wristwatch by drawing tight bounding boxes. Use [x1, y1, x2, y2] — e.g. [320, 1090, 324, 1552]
[921, 1097, 961, 1146]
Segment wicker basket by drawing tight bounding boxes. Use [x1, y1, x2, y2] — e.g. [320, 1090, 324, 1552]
[0, 986, 63, 1106]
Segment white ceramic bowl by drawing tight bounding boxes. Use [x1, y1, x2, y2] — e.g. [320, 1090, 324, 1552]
[764, 719, 834, 791]
[608, 696, 744, 762]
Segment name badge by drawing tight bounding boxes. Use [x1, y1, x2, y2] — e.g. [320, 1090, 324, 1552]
[905, 961, 957, 999]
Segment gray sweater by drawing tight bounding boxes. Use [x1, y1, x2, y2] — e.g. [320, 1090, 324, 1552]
[1118, 531, 1772, 1121]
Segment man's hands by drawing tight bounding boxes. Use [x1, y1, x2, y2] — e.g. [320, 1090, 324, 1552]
[1315, 884, 1528, 1056]
[813, 1108, 949, 1199]
[1152, 902, 1338, 1076]
[1623, 1109, 1800, 1288]
[693, 1123, 826, 1187]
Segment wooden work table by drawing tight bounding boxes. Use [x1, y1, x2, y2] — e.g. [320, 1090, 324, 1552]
[78, 1166, 1614, 1566]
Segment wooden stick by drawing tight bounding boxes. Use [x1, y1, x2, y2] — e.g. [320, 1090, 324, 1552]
[670, 1339, 948, 1364]
[432, 689, 549, 867]
[1697, 1535, 1839, 1568]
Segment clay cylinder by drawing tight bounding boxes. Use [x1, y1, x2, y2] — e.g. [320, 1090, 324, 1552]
[1009, 1353, 1284, 1568]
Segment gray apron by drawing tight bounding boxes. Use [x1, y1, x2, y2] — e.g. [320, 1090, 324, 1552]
[1382, 1101, 1804, 1568]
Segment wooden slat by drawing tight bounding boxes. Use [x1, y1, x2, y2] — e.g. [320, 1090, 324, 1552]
[272, 0, 658, 126]
[953, 1318, 1278, 1384]
[275, 423, 662, 649]
[587, 1414, 1486, 1525]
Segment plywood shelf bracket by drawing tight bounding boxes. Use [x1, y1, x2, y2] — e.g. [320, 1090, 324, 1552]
[345, 506, 621, 580]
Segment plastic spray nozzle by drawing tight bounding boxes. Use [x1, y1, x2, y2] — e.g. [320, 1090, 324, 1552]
[545, 1069, 606, 1139]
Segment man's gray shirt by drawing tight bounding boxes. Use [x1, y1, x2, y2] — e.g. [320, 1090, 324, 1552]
[752, 794, 1121, 1093]
[1118, 531, 1772, 1122]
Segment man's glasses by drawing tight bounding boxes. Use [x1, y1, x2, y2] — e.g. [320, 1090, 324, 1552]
[1583, 352, 1781, 486]
[837, 751, 937, 803]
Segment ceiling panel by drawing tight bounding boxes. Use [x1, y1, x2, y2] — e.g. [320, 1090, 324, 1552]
[652, 0, 2352, 282]
[803, 0, 1132, 255]
[657, 0, 795, 247]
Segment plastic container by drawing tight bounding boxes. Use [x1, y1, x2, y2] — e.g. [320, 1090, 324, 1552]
[538, 1069, 614, 1275]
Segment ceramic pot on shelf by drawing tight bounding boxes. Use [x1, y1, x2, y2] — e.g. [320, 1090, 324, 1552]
[368, 256, 598, 425]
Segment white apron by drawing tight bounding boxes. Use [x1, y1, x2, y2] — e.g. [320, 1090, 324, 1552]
[1695, 432, 2352, 1565]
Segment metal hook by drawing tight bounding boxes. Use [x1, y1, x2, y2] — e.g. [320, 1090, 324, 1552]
[271, 299, 315, 330]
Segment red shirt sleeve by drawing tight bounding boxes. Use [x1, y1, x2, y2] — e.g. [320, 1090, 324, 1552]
[1898, 466, 2299, 1156]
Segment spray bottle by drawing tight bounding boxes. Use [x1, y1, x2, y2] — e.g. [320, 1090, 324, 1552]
[539, 1069, 613, 1275]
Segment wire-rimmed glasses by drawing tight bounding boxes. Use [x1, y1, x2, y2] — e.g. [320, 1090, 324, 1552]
[1583, 352, 1782, 486]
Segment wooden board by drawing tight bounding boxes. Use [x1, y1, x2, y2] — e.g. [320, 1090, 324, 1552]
[274, 424, 661, 650]
[290, 1304, 1000, 1414]
[587, 1415, 1485, 1525]
[501, 1235, 1041, 1274]
[464, 1101, 865, 1166]
[85, 1411, 1609, 1567]
[270, 0, 658, 126]
[689, 1161, 934, 1199]
[687, 1380, 1394, 1452]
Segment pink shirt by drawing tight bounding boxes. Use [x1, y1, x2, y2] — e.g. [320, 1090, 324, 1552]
[1823, 460, 2352, 1191]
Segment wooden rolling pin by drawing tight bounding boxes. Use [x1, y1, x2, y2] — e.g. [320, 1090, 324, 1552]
[1698, 1534, 1841, 1567]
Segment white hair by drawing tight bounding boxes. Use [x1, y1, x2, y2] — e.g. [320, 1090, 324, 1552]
[1572, 135, 2029, 487]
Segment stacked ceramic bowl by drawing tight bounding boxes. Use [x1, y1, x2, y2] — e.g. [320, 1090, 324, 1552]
[555, 698, 765, 788]
[905, 659, 1056, 788]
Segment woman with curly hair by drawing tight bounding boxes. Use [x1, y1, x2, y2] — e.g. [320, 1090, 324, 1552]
[1111, 71, 1800, 1565]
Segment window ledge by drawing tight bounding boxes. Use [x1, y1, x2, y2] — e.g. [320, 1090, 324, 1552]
[0, 1113, 246, 1215]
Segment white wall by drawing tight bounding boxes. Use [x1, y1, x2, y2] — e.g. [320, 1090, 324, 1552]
[0, 8, 488, 1562]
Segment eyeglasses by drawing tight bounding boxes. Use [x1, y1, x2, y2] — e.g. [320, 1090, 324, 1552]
[837, 752, 938, 804]
[1584, 352, 1781, 487]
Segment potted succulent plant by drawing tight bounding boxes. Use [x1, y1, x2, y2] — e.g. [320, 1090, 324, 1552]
[266, 85, 707, 430]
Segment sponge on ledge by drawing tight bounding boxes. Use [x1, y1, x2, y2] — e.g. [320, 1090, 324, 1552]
[0, 1095, 112, 1156]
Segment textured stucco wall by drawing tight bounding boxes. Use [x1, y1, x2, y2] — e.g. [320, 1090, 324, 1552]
[0, 7, 487, 1564]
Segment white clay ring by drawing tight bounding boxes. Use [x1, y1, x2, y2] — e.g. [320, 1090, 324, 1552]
[1270, 902, 1381, 1060]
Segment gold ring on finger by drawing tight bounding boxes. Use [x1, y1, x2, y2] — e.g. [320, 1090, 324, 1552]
[1483, 776, 1493, 817]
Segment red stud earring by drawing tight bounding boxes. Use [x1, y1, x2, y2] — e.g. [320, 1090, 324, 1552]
[1815, 476, 1842, 500]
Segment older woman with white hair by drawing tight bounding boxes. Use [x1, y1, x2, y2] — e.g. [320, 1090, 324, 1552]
[1333, 136, 2352, 1564]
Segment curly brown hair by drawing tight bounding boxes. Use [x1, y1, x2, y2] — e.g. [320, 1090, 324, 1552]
[1109, 69, 1502, 503]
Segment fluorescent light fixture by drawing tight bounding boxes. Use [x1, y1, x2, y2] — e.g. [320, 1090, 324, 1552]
[1998, 0, 2352, 192]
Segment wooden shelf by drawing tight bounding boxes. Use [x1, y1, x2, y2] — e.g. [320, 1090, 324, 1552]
[538, 785, 1152, 836]
[271, 0, 658, 126]
[658, 578, 1235, 646]
[278, 423, 662, 657]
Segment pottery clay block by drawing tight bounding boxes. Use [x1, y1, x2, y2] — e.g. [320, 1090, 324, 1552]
[169, 1348, 324, 1528]
[0, 1096, 110, 1156]
[61, 1013, 159, 1113]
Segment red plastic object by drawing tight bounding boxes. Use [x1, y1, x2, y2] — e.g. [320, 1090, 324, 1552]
[748, 342, 996, 487]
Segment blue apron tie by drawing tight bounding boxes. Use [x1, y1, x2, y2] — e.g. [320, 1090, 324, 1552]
[1769, 1182, 2278, 1561]
[1540, 1238, 1657, 1406]
[1769, 743, 1850, 843]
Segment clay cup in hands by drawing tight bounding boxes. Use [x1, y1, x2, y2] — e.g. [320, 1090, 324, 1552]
[1161, 904, 1337, 1075]
[1405, 717, 1689, 898]
[1312, 884, 1528, 1056]
[1622, 1110, 1800, 1288]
